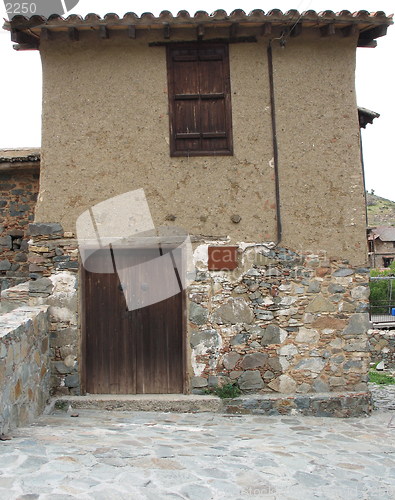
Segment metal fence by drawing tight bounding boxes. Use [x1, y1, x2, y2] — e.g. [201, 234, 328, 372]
[369, 277, 395, 326]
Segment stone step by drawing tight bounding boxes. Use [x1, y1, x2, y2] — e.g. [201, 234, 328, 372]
[52, 394, 223, 413]
[51, 390, 373, 417]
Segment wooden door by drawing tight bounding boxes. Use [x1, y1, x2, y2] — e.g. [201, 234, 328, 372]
[82, 248, 185, 394]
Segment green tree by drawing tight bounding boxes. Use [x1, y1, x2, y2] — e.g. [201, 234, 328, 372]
[370, 261, 395, 314]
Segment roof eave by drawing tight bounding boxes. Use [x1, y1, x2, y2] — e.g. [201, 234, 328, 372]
[3, 9, 393, 51]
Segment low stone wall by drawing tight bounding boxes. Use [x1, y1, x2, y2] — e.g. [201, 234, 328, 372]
[29, 272, 79, 396]
[0, 305, 50, 433]
[368, 329, 395, 368]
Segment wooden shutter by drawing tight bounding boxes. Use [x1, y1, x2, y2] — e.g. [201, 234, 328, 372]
[167, 44, 233, 157]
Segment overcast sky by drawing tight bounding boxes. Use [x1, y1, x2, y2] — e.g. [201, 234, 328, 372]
[0, 0, 393, 200]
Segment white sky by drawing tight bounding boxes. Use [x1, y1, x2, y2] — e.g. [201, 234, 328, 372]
[0, 0, 393, 201]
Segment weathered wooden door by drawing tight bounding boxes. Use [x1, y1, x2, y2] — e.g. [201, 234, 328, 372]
[82, 248, 185, 394]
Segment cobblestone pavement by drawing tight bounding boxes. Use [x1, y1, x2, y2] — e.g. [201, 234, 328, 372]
[370, 383, 395, 411]
[0, 400, 394, 500]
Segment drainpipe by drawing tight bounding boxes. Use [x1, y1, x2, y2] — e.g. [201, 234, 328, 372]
[267, 41, 282, 245]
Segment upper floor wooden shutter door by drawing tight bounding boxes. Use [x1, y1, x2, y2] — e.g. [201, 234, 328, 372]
[167, 44, 233, 156]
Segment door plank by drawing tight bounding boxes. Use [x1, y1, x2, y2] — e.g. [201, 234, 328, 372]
[83, 247, 184, 394]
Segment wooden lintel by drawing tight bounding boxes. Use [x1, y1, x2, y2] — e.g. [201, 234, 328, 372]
[41, 28, 52, 41]
[128, 25, 136, 39]
[230, 23, 238, 38]
[149, 36, 257, 47]
[197, 25, 204, 40]
[261, 23, 272, 36]
[68, 27, 79, 41]
[320, 24, 336, 37]
[290, 23, 302, 37]
[341, 24, 358, 37]
[164, 23, 171, 39]
[99, 26, 109, 39]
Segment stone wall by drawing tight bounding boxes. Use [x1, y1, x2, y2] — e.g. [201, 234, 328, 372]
[0, 305, 50, 433]
[26, 223, 79, 396]
[27, 223, 372, 406]
[189, 244, 371, 395]
[368, 329, 395, 368]
[0, 159, 40, 292]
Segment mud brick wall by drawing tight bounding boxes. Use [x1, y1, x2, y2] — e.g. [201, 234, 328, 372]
[0, 170, 39, 291]
[0, 305, 50, 433]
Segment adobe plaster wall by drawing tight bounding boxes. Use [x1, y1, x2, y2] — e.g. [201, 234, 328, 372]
[38, 31, 276, 246]
[37, 30, 366, 264]
[272, 34, 366, 260]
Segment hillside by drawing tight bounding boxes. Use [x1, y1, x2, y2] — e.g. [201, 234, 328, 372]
[366, 192, 395, 227]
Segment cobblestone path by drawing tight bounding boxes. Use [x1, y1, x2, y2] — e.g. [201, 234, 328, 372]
[0, 402, 394, 500]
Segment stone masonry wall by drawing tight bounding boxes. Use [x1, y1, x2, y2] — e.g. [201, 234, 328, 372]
[0, 170, 39, 291]
[0, 305, 50, 433]
[27, 223, 372, 400]
[27, 223, 79, 396]
[189, 244, 371, 395]
[368, 329, 395, 368]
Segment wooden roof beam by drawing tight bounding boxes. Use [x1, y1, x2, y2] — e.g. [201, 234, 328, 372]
[290, 23, 302, 37]
[230, 23, 238, 38]
[197, 24, 204, 40]
[261, 23, 272, 36]
[320, 24, 336, 37]
[128, 25, 136, 38]
[41, 28, 52, 40]
[341, 24, 358, 37]
[99, 26, 109, 39]
[68, 27, 79, 41]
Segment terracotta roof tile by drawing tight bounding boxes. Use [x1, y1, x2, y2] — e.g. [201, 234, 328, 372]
[5, 9, 392, 51]
[6, 9, 393, 27]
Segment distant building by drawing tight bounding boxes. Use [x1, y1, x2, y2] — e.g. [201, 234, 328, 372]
[368, 226, 395, 268]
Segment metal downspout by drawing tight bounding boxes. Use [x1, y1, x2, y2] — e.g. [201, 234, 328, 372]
[267, 41, 282, 245]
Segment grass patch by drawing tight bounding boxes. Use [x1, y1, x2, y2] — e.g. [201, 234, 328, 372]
[54, 400, 69, 410]
[205, 383, 242, 399]
[369, 370, 395, 385]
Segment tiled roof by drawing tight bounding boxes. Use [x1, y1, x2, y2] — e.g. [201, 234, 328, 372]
[371, 226, 395, 242]
[5, 9, 393, 50]
[6, 9, 393, 25]
[0, 149, 40, 164]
